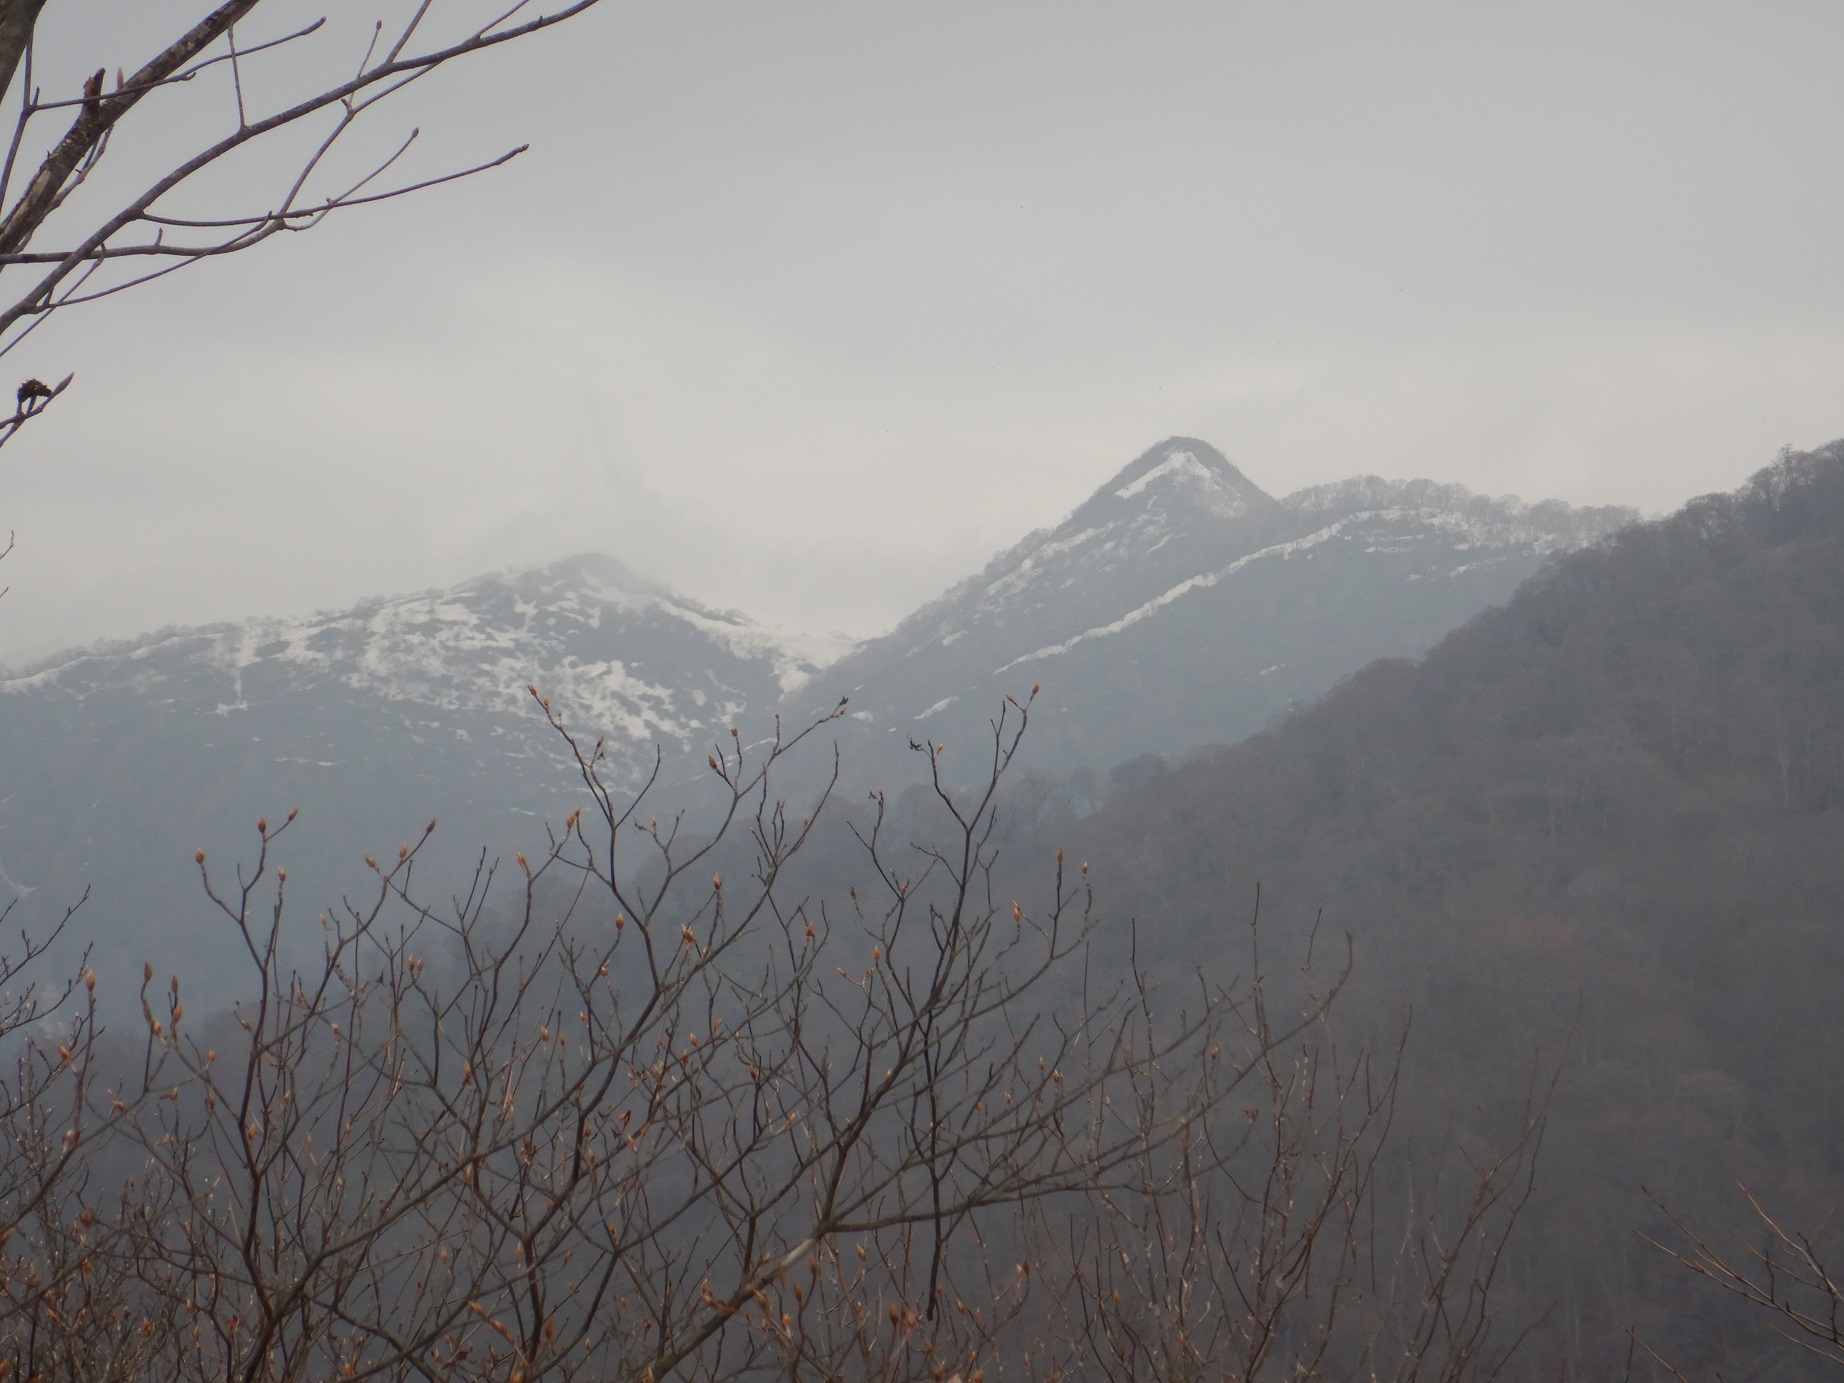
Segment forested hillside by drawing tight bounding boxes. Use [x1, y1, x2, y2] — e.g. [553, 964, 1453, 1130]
[1067, 441, 1844, 1379]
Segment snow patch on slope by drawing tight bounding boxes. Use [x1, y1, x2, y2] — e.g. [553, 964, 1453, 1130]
[0, 555, 850, 747]
[1115, 448, 1254, 517]
[997, 519, 1353, 671]
[1284, 477, 1636, 548]
[992, 497, 1621, 672]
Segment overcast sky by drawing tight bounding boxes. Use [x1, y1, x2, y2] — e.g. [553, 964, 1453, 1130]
[2, 1, 1841, 662]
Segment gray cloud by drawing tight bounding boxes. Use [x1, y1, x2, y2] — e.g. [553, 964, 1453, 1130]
[3, 0, 1841, 661]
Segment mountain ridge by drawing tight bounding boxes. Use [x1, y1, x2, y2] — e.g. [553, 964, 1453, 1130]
[0, 437, 1634, 1007]
[783, 437, 1637, 785]
[0, 553, 847, 1005]
[2, 552, 854, 706]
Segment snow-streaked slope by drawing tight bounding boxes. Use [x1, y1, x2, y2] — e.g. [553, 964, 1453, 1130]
[783, 438, 1637, 787]
[7, 554, 849, 736]
[0, 554, 848, 1008]
[0, 438, 1633, 1006]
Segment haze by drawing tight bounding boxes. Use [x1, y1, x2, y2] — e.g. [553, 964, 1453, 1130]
[3, 0, 1841, 663]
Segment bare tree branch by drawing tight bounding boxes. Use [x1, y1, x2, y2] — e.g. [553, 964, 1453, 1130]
[0, 0, 44, 116]
[0, 0, 610, 452]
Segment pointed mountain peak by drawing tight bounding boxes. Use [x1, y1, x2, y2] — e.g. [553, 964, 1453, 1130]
[1072, 437, 1275, 526]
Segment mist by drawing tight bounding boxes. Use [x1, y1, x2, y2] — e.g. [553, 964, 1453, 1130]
[5, 1, 1844, 661]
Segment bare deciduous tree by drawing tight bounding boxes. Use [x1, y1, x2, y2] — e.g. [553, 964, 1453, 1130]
[1007, 918, 1553, 1383]
[1635, 1187, 1844, 1377]
[0, 0, 609, 443]
[0, 692, 1551, 1382]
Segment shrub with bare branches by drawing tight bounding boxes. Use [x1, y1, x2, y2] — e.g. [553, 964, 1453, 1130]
[0, 692, 1553, 1383]
[1635, 1187, 1844, 1379]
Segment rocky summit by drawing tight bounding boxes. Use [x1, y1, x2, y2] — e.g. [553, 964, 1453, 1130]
[780, 437, 1635, 789]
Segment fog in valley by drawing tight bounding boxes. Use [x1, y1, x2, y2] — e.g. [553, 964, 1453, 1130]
[1, 5, 1843, 1382]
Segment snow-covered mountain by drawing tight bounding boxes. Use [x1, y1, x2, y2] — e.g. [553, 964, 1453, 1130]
[0, 438, 1635, 1007]
[0, 554, 848, 1005]
[781, 438, 1636, 788]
